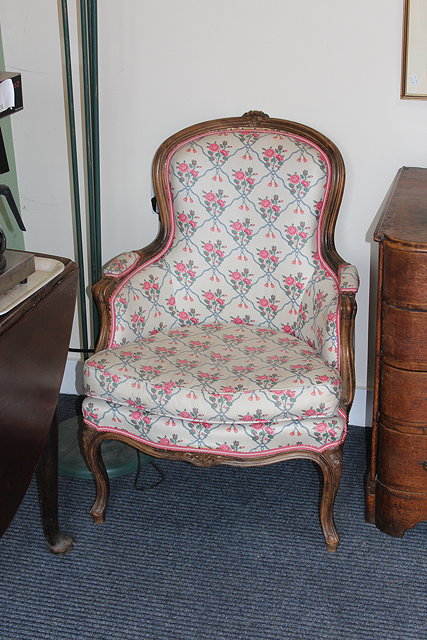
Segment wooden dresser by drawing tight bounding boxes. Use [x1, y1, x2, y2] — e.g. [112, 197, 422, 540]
[366, 167, 427, 537]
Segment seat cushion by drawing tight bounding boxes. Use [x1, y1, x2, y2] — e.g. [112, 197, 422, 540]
[84, 323, 341, 425]
[82, 396, 347, 456]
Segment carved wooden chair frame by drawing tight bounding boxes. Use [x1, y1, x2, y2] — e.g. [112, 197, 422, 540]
[82, 111, 357, 552]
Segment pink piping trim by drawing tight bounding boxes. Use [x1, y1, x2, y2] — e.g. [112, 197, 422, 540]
[83, 408, 348, 458]
[107, 128, 341, 370]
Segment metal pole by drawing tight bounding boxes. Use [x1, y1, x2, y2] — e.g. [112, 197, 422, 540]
[80, 0, 100, 340]
[60, 0, 90, 359]
[88, 0, 101, 284]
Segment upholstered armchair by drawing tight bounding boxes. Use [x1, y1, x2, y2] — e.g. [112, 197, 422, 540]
[82, 111, 358, 551]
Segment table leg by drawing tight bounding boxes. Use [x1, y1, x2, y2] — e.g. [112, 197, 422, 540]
[38, 408, 75, 554]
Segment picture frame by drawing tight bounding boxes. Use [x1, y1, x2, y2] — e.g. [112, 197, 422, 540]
[401, 0, 427, 99]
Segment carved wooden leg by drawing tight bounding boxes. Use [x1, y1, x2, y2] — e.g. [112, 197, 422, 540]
[317, 446, 343, 552]
[38, 409, 75, 554]
[82, 426, 110, 524]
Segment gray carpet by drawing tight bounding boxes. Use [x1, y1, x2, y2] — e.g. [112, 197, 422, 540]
[0, 395, 426, 640]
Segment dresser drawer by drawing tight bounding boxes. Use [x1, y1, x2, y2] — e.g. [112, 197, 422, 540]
[380, 364, 427, 423]
[383, 245, 427, 309]
[378, 422, 427, 491]
[381, 303, 427, 369]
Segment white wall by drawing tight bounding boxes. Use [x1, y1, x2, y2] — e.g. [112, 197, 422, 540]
[2, 1, 427, 424]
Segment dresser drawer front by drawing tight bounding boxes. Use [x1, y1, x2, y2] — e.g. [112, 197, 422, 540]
[378, 423, 427, 491]
[383, 245, 427, 309]
[380, 364, 427, 423]
[382, 303, 427, 369]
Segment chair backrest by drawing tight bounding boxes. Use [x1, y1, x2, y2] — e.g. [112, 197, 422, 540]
[110, 112, 345, 369]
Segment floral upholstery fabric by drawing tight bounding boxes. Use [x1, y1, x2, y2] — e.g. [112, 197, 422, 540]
[82, 396, 347, 456]
[83, 126, 358, 458]
[107, 129, 359, 371]
[103, 251, 140, 278]
[84, 323, 341, 425]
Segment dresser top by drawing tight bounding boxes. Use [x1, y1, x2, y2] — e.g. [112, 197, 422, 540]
[374, 167, 427, 249]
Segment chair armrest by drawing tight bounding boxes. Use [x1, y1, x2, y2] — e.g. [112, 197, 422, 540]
[338, 264, 358, 413]
[338, 263, 359, 293]
[103, 251, 141, 278]
[92, 246, 157, 353]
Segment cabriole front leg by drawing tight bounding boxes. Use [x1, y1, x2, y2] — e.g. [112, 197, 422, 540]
[82, 426, 110, 524]
[317, 445, 343, 552]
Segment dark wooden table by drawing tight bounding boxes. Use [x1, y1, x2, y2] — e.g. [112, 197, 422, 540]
[0, 253, 78, 553]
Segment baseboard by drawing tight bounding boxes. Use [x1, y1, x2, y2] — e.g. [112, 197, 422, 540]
[350, 387, 372, 428]
[61, 354, 84, 396]
[60, 356, 372, 428]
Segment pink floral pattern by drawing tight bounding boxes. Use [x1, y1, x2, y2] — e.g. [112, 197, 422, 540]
[84, 323, 341, 424]
[107, 130, 357, 371]
[83, 127, 358, 458]
[82, 396, 347, 455]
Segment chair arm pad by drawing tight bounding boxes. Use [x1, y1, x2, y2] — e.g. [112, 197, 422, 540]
[338, 264, 359, 293]
[103, 251, 140, 278]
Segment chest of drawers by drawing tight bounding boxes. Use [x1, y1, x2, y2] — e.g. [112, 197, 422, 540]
[366, 167, 427, 537]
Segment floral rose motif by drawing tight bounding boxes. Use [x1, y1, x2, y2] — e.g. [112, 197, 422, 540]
[256, 294, 280, 321]
[176, 209, 199, 251]
[282, 271, 306, 315]
[173, 259, 197, 289]
[287, 169, 313, 211]
[258, 194, 283, 237]
[257, 245, 281, 273]
[261, 145, 288, 186]
[229, 217, 254, 257]
[203, 189, 228, 230]
[284, 221, 311, 266]
[176, 159, 200, 188]
[202, 239, 228, 279]
[232, 168, 257, 209]
[202, 288, 227, 315]
[206, 140, 232, 179]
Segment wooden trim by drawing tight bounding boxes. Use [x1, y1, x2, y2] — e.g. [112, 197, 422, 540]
[370, 243, 384, 484]
[401, 0, 427, 100]
[401, 0, 411, 99]
[85, 113, 354, 550]
[83, 426, 343, 551]
[339, 291, 357, 412]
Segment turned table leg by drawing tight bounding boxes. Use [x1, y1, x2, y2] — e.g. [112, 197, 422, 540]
[37, 408, 75, 554]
